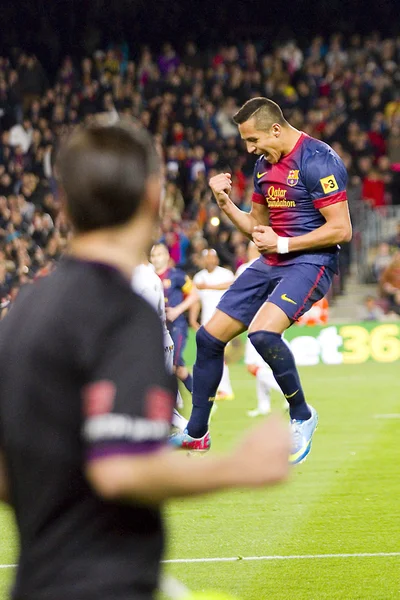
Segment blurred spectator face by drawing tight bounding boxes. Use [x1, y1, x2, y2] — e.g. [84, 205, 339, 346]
[378, 242, 390, 256]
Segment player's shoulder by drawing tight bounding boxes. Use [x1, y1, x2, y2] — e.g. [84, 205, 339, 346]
[301, 135, 342, 162]
[193, 269, 206, 281]
[217, 266, 235, 278]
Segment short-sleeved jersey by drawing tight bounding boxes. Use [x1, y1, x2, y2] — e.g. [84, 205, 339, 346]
[132, 262, 174, 351]
[157, 267, 193, 328]
[0, 257, 175, 600]
[252, 133, 348, 271]
[193, 266, 235, 325]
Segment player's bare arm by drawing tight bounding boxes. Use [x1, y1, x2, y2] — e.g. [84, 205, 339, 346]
[165, 287, 199, 323]
[188, 299, 201, 330]
[253, 201, 352, 254]
[209, 173, 269, 239]
[195, 281, 231, 291]
[0, 451, 10, 504]
[86, 414, 290, 505]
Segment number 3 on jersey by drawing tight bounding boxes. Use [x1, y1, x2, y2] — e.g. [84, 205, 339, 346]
[320, 174, 339, 194]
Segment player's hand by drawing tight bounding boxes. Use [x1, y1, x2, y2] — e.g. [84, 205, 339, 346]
[165, 306, 181, 323]
[232, 415, 291, 486]
[195, 282, 207, 290]
[209, 173, 232, 209]
[252, 225, 279, 254]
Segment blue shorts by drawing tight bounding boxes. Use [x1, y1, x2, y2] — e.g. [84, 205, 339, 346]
[217, 258, 334, 327]
[169, 323, 188, 367]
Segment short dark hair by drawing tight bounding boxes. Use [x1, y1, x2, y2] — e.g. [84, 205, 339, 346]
[233, 98, 286, 130]
[57, 124, 159, 233]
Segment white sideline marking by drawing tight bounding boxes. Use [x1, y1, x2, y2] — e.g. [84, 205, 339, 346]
[162, 551, 400, 564]
[374, 414, 400, 419]
[1, 552, 399, 570]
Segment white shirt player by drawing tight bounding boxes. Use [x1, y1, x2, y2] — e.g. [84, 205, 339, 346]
[132, 262, 187, 430]
[131, 262, 173, 361]
[193, 266, 235, 325]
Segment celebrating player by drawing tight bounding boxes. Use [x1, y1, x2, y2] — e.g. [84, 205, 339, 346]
[171, 97, 352, 464]
[150, 243, 198, 392]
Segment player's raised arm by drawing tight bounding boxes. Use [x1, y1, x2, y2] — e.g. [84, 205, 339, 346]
[209, 172, 269, 239]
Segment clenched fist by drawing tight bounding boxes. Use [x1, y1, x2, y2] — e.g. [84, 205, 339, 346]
[209, 173, 232, 209]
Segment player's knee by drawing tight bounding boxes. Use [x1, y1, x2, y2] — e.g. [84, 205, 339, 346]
[196, 326, 226, 358]
[248, 330, 283, 362]
[247, 364, 259, 377]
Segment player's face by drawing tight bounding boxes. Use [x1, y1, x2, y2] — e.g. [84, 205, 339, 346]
[204, 252, 218, 271]
[238, 119, 282, 164]
[150, 245, 169, 271]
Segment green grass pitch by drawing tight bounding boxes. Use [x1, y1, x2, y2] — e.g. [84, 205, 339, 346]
[0, 363, 399, 599]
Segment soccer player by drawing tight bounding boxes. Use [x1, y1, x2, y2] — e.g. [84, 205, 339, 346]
[132, 258, 187, 428]
[0, 123, 290, 600]
[236, 243, 285, 417]
[171, 97, 352, 464]
[150, 242, 198, 393]
[191, 249, 235, 400]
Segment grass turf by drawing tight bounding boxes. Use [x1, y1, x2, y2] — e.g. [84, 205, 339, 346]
[0, 363, 399, 599]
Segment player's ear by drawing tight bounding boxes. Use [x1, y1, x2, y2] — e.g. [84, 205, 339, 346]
[271, 123, 281, 137]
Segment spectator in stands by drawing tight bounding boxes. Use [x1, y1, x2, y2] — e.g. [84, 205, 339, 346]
[373, 242, 393, 282]
[0, 34, 399, 303]
[359, 295, 386, 321]
[380, 251, 400, 313]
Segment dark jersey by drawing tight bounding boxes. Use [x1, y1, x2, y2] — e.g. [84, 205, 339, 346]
[157, 267, 193, 328]
[0, 257, 175, 600]
[252, 132, 348, 272]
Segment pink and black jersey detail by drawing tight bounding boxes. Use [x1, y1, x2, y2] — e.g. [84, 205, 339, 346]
[252, 133, 348, 271]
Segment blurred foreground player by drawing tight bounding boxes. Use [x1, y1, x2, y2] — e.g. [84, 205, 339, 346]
[0, 123, 290, 600]
[172, 97, 352, 464]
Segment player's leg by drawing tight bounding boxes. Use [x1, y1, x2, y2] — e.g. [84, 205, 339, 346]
[170, 325, 193, 392]
[171, 260, 273, 447]
[216, 362, 234, 400]
[246, 363, 272, 417]
[171, 407, 188, 432]
[248, 264, 333, 464]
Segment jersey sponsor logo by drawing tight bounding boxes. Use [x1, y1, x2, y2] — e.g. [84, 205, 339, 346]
[320, 174, 339, 194]
[163, 279, 171, 289]
[145, 386, 174, 421]
[256, 171, 268, 179]
[287, 169, 299, 187]
[281, 293, 297, 305]
[82, 380, 116, 417]
[266, 186, 296, 208]
[84, 414, 170, 443]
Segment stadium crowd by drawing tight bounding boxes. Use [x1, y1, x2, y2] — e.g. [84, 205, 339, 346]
[0, 33, 400, 317]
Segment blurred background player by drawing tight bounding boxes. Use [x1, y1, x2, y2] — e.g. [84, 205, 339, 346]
[190, 249, 235, 401]
[132, 257, 188, 430]
[150, 243, 199, 393]
[236, 243, 285, 417]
